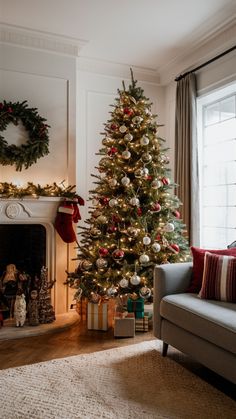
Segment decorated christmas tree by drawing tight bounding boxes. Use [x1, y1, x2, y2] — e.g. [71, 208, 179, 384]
[67, 71, 189, 303]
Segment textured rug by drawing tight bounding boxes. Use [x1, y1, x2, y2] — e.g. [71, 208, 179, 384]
[0, 340, 235, 419]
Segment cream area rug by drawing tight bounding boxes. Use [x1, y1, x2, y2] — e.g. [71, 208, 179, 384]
[0, 340, 235, 419]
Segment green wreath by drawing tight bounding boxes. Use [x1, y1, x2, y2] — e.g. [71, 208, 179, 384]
[0, 100, 50, 171]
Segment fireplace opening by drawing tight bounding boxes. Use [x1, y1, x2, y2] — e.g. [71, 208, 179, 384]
[0, 224, 46, 279]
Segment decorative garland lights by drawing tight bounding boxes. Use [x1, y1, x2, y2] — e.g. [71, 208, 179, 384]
[0, 182, 80, 200]
[0, 100, 50, 171]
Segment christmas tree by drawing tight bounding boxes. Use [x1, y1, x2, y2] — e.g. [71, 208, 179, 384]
[67, 71, 189, 303]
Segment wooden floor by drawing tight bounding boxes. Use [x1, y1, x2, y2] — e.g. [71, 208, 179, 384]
[0, 320, 235, 401]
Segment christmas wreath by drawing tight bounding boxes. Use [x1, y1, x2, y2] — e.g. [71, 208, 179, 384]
[0, 100, 50, 171]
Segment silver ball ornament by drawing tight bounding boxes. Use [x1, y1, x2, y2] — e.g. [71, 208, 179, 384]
[164, 223, 175, 233]
[119, 125, 127, 133]
[122, 150, 131, 159]
[109, 178, 117, 187]
[141, 153, 152, 163]
[109, 198, 118, 207]
[107, 286, 117, 297]
[152, 242, 161, 252]
[139, 286, 152, 299]
[151, 179, 162, 189]
[124, 133, 133, 142]
[96, 258, 108, 269]
[119, 277, 129, 288]
[129, 197, 140, 207]
[139, 254, 150, 264]
[130, 274, 141, 285]
[143, 236, 151, 245]
[140, 136, 149, 146]
[121, 176, 130, 186]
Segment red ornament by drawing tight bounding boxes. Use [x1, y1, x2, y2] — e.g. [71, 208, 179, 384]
[112, 249, 125, 260]
[100, 197, 109, 206]
[151, 203, 161, 212]
[147, 175, 153, 181]
[136, 207, 142, 216]
[112, 214, 122, 223]
[107, 225, 117, 234]
[7, 107, 13, 113]
[99, 247, 109, 257]
[162, 177, 170, 185]
[110, 123, 118, 131]
[108, 146, 118, 156]
[169, 244, 180, 254]
[123, 107, 134, 116]
[173, 210, 180, 219]
[156, 234, 162, 241]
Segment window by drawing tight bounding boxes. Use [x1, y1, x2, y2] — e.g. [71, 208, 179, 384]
[197, 82, 236, 249]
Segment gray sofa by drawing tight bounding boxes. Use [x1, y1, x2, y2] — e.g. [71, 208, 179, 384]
[153, 262, 236, 384]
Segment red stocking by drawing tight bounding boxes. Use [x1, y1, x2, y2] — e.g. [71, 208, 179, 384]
[55, 202, 76, 243]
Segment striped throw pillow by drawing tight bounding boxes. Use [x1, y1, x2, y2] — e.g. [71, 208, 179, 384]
[199, 252, 236, 302]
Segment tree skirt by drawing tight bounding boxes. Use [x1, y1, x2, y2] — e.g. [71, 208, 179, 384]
[0, 340, 235, 419]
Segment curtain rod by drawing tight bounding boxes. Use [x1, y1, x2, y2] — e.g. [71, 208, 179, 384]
[175, 45, 236, 82]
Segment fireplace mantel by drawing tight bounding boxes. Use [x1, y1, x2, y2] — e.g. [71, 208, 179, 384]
[0, 197, 62, 223]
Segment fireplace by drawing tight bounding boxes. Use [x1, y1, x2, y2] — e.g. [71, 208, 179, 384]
[0, 198, 75, 315]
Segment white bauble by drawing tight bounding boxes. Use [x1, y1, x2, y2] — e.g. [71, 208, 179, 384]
[139, 254, 150, 264]
[164, 222, 175, 233]
[124, 133, 133, 142]
[109, 178, 118, 187]
[151, 179, 162, 189]
[121, 176, 130, 186]
[109, 198, 118, 207]
[122, 150, 131, 159]
[152, 242, 161, 252]
[119, 125, 127, 133]
[143, 236, 151, 245]
[142, 167, 149, 176]
[129, 197, 140, 207]
[130, 274, 141, 285]
[119, 277, 129, 288]
[140, 136, 149, 146]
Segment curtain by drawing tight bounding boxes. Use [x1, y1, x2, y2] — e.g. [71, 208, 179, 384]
[175, 73, 199, 245]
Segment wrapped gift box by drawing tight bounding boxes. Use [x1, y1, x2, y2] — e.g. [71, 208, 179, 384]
[114, 312, 135, 337]
[135, 315, 149, 332]
[87, 302, 108, 331]
[127, 297, 144, 318]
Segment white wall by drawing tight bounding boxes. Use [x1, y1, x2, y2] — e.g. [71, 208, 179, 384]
[76, 69, 166, 222]
[0, 43, 77, 185]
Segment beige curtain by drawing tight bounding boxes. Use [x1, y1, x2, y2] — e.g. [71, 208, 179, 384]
[175, 73, 199, 245]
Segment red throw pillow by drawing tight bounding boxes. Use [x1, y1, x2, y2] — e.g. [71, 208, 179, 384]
[199, 252, 236, 302]
[187, 246, 236, 293]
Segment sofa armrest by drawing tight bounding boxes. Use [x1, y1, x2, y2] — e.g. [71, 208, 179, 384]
[153, 262, 193, 338]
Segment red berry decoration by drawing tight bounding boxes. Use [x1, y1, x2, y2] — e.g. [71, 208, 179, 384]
[107, 225, 117, 234]
[110, 123, 118, 131]
[100, 197, 109, 206]
[7, 107, 13, 113]
[169, 244, 180, 254]
[99, 247, 109, 257]
[137, 207, 142, 216]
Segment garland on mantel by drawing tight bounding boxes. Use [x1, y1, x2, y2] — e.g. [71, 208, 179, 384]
[0, 100, 50, 171]
[0, 181, 83, 201]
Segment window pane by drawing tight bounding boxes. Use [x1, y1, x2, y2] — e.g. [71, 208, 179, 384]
[220, 96, 235, 121]
[204, 118, 236, 145]
[204, 102, 220, 125]
[203, 207, 236, 228]
[203, 185, 236, 206]
[203, 139, 236, 164]
[202, 227, 236, 249]
[203, 161, 236, 185]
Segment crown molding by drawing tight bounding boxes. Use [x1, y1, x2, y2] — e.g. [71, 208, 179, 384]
[159, 17, 236, 85]
[0, 23, 88, 57]
[77, 56, 160, 85]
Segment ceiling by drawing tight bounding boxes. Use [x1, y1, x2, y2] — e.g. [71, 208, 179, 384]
[1, 0, 236, 82]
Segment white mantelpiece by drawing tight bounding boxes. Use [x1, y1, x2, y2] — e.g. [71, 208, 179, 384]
[0, 197, 75, 315]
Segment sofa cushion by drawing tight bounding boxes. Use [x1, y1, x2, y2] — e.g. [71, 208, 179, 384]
[199, 252, 236, 302]
[188, 246, 236, 293]
[160, 293, 236, 354]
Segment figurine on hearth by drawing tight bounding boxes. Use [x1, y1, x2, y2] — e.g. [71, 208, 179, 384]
[18, 271, 31, 305]
[14, 289, 26, 327]
[28, 289, 39, 326]
[0, 264, 18, 318]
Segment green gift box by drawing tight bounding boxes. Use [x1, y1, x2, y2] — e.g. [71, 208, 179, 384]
[127, 297, 144, 318]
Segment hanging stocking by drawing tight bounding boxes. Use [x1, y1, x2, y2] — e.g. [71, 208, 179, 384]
[55, 201, 77, 243]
